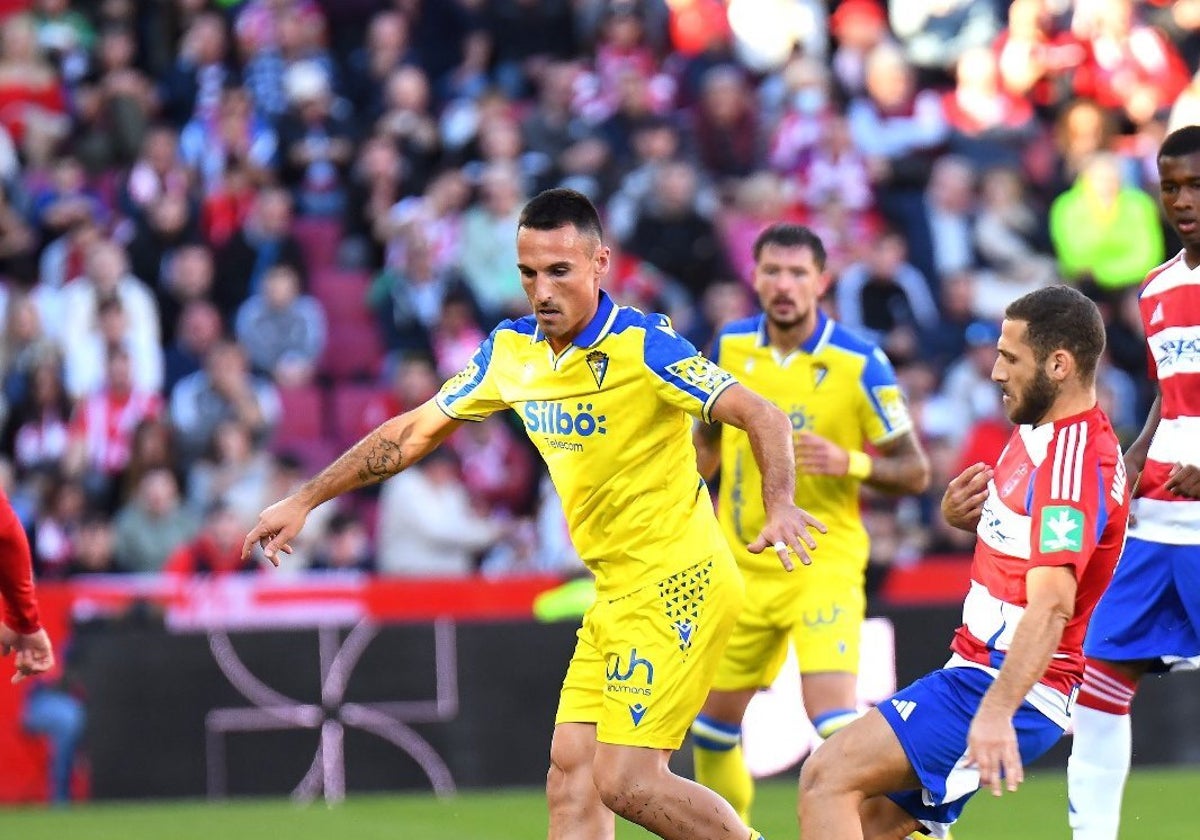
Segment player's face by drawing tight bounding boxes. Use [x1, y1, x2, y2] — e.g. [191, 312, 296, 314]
[1159, 152, 1200, 251]
[517, 223, 609, 350]
[992, 319, 1058, 425]
[752, 243, 829, 331]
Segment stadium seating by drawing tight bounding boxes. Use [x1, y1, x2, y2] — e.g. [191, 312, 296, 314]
[329, 382, 386, 447]
[273, 384, 325, 448]
[311, 268, 374, 327]
[319, 322, 385, 381]
[291, 216, 343, 274]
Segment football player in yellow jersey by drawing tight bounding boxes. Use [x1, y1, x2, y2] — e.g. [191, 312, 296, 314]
[242, 190, 825, 840]
[690, 224, 931, 827]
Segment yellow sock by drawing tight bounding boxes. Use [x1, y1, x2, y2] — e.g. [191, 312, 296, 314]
[692, 714, 753, 823]
[812, 707, 860, 740]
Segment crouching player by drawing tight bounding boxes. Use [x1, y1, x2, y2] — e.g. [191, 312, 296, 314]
[798, 285, 1130, 839]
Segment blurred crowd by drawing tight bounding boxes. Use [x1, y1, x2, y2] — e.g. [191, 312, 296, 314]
[0, 0, 1179, 584]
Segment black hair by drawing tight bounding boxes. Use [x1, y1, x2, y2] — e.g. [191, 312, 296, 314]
[751, 223, 827, 270]
[1004, 285, 1106, 381]
[517, 188, 603, 242]
[1159, 125, 1200, 160]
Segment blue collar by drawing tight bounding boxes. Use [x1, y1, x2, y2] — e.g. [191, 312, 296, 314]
[533, 290, 618, 348]
[756, 309, 829, 354]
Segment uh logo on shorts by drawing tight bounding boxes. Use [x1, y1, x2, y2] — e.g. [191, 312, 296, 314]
[606, 648, 654, 726]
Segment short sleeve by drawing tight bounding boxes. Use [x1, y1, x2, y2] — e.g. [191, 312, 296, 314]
[1028, 422, 1104, 573]
[858, 347, 914, 445]
[435, 331, 508, 421]
[642, 315, 737, 423]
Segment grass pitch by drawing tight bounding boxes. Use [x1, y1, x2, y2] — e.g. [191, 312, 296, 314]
[1, 768, 1194, 839]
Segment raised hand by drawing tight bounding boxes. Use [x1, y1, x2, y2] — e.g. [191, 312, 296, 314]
[942, 462, 993, 532]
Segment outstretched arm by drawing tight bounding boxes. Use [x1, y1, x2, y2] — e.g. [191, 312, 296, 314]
[709, 384, 825, 569]
[243, 399, 464, 563]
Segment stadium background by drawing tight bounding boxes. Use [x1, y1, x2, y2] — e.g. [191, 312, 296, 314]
[1, 0, 1199, 833]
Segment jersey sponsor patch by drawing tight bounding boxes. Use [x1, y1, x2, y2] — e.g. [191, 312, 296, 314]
[665, 356, 733, 393]
[443, 358, 481, 394]
[1039, 505, 1084, 553]
[871, 384, 911, 431]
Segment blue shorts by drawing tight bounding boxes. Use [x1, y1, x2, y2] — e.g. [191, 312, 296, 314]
[1084, 537, 1200, 670]
[879, 666, 1066, 838]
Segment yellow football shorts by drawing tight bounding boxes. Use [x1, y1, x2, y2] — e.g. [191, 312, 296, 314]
[710, 561, 865, 691]
[555, 553, 744, 749]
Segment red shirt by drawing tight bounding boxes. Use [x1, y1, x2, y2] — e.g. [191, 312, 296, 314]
[951, 406, 1129, 710]
[1073, 26, 1188, 111]
[68, 389, 162, 475]
[0, 76, 66, 145]
[0, 491, 39, 634]
[1134, 252, 1200, 544]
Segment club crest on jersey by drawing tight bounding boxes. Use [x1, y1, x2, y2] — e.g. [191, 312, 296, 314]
[1000, 462, 1029, 498]
[812, 363, 828, 389]
[586, 349, 609, 389]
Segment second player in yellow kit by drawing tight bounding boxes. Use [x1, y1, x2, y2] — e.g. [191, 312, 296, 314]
[691, 224, 931, 825]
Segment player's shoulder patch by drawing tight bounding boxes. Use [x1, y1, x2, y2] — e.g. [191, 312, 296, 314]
[1038, 505, 1085, 554]
[664, 355, 734, 394]
[871, 383, 911, 431]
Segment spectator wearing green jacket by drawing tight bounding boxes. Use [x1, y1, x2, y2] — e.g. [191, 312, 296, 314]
[1049, 152, 1164, 291]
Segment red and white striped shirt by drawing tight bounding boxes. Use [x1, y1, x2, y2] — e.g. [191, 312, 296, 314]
[68, 389, 162, 475]
[950, 406, 1129, 724]
[1136, 252, 1200, 545]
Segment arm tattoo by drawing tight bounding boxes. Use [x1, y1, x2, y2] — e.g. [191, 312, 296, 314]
[864, 432, 930, 495]
[357, 438, 404, 484]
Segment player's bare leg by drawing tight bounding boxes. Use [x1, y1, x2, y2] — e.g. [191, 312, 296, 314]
[693, 687, 757, 821]
[801, 672, 939, 837]
[799, 708, 923, 840]
[592, 741, 755, 840]
[1068, 657, 1150, 840]
[547, 723, 613, 840]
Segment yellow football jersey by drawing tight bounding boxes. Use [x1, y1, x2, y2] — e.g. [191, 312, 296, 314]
[437, 291, 738, 598]
[711, 311, 913, 573]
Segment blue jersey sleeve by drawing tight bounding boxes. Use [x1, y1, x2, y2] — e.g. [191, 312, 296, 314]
[642, 314, 737, 423]
[435, 329, 508, 421]
[858, 346, 913, 444]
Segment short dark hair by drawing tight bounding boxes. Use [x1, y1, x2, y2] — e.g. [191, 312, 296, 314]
[517, 188, 603, 242]
[1004, 285, 1106, 381]
[751, 223, 827, 270]
[1159, 125, 1200, 160]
